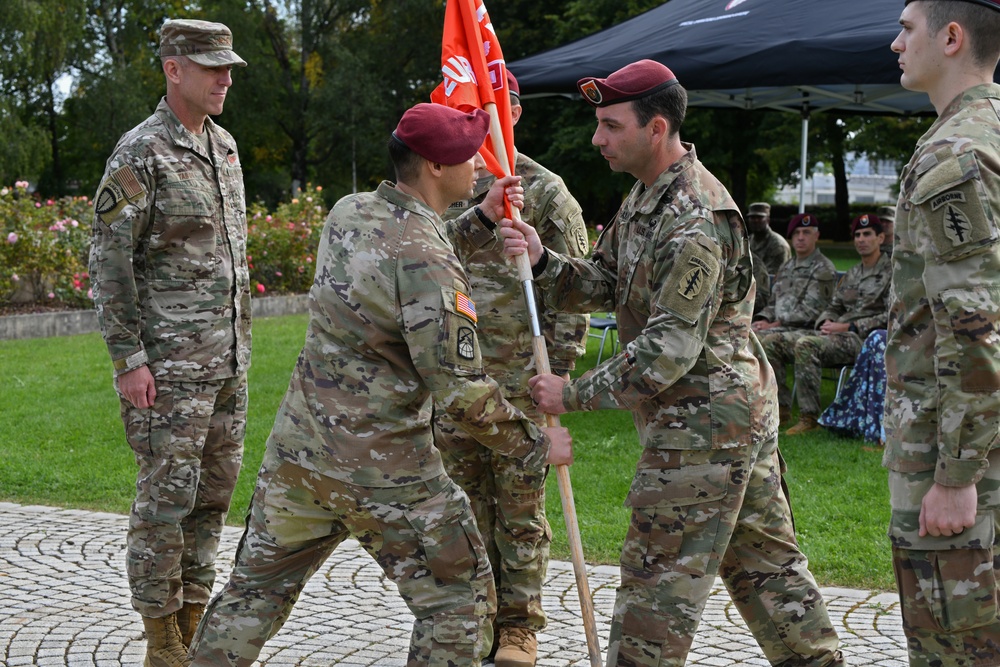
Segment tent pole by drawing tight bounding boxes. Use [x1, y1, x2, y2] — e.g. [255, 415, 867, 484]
[798, 105, 810, 213]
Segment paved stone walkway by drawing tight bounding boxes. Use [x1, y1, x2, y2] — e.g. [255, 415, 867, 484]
[0, 502, 907, 666]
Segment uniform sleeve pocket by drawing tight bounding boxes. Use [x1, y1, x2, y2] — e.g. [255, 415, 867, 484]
[940, 286, 1000, 392]
[439, 285, 483, 375]
[912, 152, 997, 262]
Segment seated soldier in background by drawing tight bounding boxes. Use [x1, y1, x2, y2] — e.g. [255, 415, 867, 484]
[747, 201, 791, 315]
[877, 204, 895, 257]
[760, 214, 891, 435]
[752, 212, 838, 423]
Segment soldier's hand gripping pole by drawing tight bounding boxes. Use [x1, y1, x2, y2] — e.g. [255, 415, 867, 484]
[484, 102, 602, 667]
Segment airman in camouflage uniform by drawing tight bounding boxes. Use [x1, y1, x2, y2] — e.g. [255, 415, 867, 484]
[88, 19, 249, 667]
[762, 214, 890, 435]
[436, 71, 590, 667]
[885, 2, 1000, 664]
[188, 104, 570, 667]
[516, 60, 843, 667]
[747, 202, 792, 315]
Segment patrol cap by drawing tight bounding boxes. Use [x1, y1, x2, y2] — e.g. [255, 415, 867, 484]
[747, 202, 771, 218]
[507, 70, 520, 101]
[877, 205, 896, 223]
[159, 19, 247, 67]
[787, 213, 819, 236]
[905, 0, 1000, 11]
[393, 103, 489, 165]
[851, 213, 884, 235]
[577, 59, 679, 107]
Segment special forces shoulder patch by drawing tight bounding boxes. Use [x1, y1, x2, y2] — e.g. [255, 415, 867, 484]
[95, 165, 146, 228]
[660, 237, 721, 325]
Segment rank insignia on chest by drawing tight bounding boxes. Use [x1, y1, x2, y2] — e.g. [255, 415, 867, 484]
[456, 291, 477, 323]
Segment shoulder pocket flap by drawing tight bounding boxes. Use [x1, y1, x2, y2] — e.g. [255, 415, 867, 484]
[911, 151, 975, 206]
[625, 462, 730, 509]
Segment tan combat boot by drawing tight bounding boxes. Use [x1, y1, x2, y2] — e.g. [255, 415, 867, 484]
[141, 613, 191, 667]
[494, 626, 537, 667]
[176, 602, 205, 649]
[786, 413, 819, 435]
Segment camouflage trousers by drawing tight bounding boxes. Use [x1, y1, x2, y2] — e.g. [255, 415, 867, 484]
[888, 447, 1000, 667]
[433, 395, 551, 632]
[189, 450, 496, 667]
[606, 437, 844, 667]
[120, 374, 246, 617]
[761, 329, 862, 416]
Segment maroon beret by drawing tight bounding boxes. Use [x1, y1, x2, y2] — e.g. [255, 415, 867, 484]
[787, 213, 819, 237]
[393, 103, 489, 165]
[577, 59, 679, 108]
[507, 70, 520, 99]
[906, 0, 1000, 10]
[851, 213, 883, 235]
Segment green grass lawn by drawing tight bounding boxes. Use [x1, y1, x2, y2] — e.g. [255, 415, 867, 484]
[0, 313, 893, 590]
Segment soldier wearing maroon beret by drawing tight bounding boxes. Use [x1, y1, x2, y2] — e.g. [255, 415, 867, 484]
[887, 1, 1000, 665]
[502, 59, 844, 666]
[190, 102, 571, 667]
[436, 70, 590, 666]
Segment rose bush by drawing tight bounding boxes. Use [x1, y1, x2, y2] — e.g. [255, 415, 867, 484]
[0, 182, 93, 308]
[0, 182, 332, 310]
[246, 184, 328, 295]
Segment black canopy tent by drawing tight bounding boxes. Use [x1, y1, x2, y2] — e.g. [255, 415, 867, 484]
[508, 0, 998, 208]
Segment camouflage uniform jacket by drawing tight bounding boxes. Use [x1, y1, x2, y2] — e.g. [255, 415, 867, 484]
[267, 181, 546, 487]
[443, 152, 590, 394]
[884, 83, 1000, 487]
[755, 249, 837, 327]
[537, 144, 778, 450]
[815, 252, 890, 339]
[750, 227, 792, 275]
[89, 97, 251, 381]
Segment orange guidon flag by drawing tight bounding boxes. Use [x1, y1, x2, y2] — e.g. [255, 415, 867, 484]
[431, 0, 514, 181]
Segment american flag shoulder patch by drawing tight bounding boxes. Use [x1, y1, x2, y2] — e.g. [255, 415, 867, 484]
[111, 165, 145, 200]
[456, 291, 477, 323]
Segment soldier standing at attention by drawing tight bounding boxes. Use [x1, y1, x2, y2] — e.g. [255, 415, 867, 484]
[746, 201, 791, 314]
[752, 213, 838, 423]
[437, 70, 590, 667]
[189, 103, 571, 667]
[885, 1, 1000, 664]
[505, 60, 844, 667]
[88, 19, 250, 667]
[762, 214, 891, 435]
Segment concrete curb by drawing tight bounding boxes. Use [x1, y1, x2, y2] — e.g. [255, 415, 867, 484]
[0, 294, 310, 341]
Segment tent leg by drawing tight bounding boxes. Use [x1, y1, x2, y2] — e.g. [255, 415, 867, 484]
[798, 113, 809, 213]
